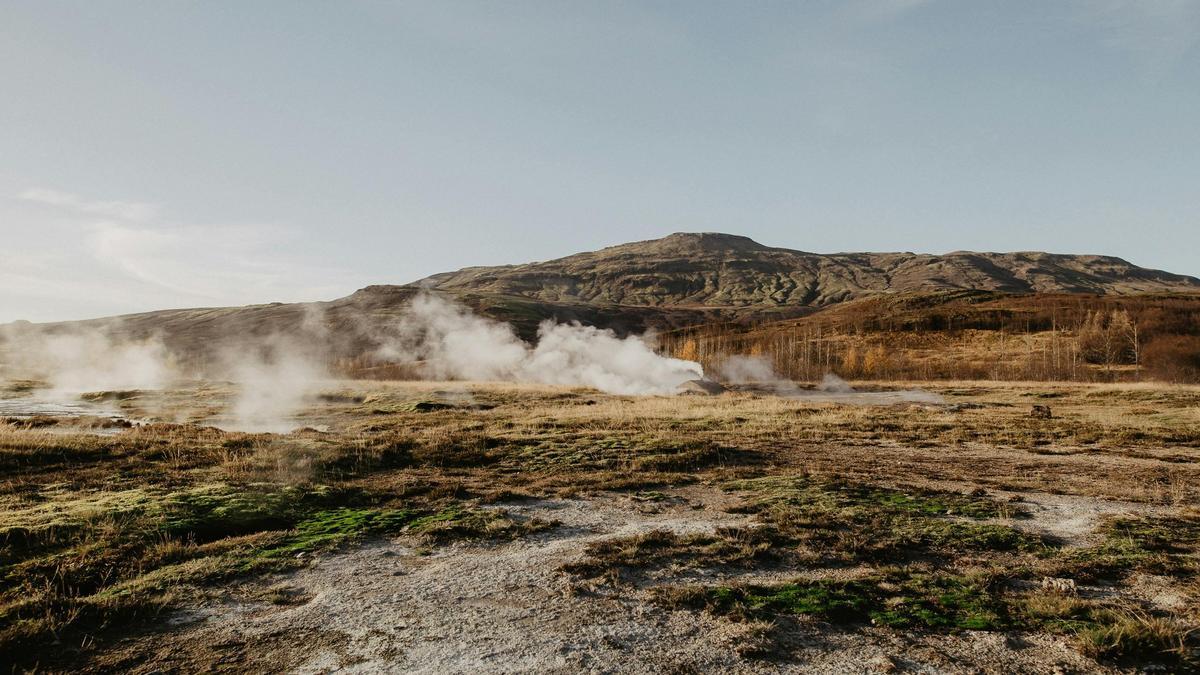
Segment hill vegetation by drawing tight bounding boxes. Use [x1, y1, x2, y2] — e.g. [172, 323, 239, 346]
[659, 291, 1200, 382]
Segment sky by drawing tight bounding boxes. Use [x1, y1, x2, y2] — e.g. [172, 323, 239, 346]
[1, 1, 1198, 323]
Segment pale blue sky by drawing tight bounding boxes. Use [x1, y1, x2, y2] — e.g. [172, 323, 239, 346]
[1, 1, 1198, 322]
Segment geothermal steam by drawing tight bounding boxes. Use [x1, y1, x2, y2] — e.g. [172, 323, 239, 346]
[0, 323, 172, 396]
[715, 354, 942, 404]
[221, 337, 328, 433]
[716, 354, 802, 395]
[0, 294, 705, 431]
[0, 321, 327, 432]
[386, 294, 702, 395]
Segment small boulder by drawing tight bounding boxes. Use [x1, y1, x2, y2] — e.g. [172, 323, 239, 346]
[401, 400, 456, 412]
[869, 655, 899, 673]
[676, 379, 727, 396]
[1040, 577, 1077, 595]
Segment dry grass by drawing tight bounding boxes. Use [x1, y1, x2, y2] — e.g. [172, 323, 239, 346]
[1, 378, 1198, 670]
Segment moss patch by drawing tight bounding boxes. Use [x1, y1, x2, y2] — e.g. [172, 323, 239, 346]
[661, 569, 1006, 631]
[1050, 512, 1200, 582]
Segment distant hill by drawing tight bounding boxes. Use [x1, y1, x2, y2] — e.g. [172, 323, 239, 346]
[4, 233, 1197, 377]
[418, 232, 1200, 308]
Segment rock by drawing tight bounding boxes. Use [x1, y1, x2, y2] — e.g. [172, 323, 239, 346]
[1040, 577, 1077, 595]
[1030, 405, 1052, 419]
[675, 379, 727, 396]
[869, 655, 899, 673]
[945, 402, 984, 412]
[403, 400, 456, 412]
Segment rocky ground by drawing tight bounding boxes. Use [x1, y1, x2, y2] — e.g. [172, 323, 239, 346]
[102, 487, 1167, 673]
[3, 381, 1197, 673]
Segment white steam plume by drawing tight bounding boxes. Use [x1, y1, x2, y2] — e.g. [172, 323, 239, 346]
[215, 304, 334, 432]
[221, 336, 327, 433]
[386, 294, 702, 395]
[817, 373, 855, 393]
[715, 354, 802, 395]
[0, 319, 330, 432]
[715, 354, 943, 404]
[0, 323, 172, 396]
[1, 294, 706, 431]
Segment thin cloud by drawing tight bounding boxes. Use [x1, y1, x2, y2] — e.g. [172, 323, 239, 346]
[4, 188, 364, 322]
[20, 187, 160, 223]
[86, 220, 348, 302]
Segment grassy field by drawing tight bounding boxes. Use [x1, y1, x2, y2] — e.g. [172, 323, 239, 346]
[1, 380, 1198, 671]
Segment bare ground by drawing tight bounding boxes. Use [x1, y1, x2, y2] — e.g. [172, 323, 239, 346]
[7, 381, 1198, 673]
[106, 486, 1132, 674]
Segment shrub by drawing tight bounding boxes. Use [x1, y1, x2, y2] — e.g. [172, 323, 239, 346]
[1143, 335, 1200, 382]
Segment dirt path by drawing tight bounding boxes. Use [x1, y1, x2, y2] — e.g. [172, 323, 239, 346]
[122, 488, 1117, 674]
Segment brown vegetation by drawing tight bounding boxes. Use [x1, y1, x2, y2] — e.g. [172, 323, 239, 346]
[1, 380, 1198, 671]
[660, 291, 1200, 383]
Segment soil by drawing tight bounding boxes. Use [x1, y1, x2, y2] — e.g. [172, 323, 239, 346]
[102, 487, 1119, 674]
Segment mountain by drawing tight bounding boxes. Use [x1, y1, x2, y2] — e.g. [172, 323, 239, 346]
[3, 233, 1197, 375]
[417, 232, 1200, 308]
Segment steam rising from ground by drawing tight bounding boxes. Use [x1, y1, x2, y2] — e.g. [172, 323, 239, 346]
[386, 294, 702, 395]
[0, 323, 171, 396]
[0, 295, 946, 432]
[715, 354, 942, 404]
[0, 322, 327, 432]
[0, 294, 704, 431]
[716, 355, 802, 395]
[221, 338, 327, 433]
[817, 373, 855, 394]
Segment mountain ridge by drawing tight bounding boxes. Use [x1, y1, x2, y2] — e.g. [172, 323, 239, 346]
[4, 233, 1197, 366]
[413, 232, 1200, 309]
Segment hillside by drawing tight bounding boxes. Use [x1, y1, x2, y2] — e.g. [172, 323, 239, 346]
[658, 290, 1200, 383]
[3, 233, 1197, 378]
[419, 232, 1200, 307]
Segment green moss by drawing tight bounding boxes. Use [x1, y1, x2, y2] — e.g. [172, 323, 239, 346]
[1101, 514, 1200, 553]
[252, 507, 416, 561]
[406, 506, 552, 542]
[670, 570, 1197, 667]
[725, 476, 1044, 561]
[628, 439, 735, 472]
[729, 476, 1017, 520]
[675, 570, 1006, 631]
[161, 485, 323, 542]
[1051, 513, 1200, 582]
[566, 478, 1047, 588]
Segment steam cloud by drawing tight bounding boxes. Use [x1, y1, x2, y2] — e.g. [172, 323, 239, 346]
[385, 294, 703, 395]
[0, 294, 705, 431]
[715, 355, 777, 383]
[817, 373, 855, 393]
[0, 321, 327, 432]
[0, 294, 948, 431]
[714, 354, 942, 404]
[0, 322, 172, 396]
[220, 336, 328, 433]
[716, 355, 802, 395]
